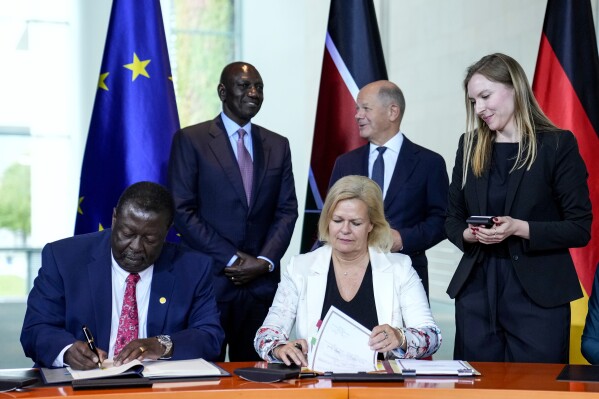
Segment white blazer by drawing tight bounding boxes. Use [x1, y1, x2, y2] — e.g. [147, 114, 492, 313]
[254, 245, 441, 360]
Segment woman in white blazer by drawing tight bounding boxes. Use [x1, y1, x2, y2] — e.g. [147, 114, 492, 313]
[254, 175, 441, 365]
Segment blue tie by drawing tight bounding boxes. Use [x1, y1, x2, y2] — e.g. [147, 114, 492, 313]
[371, 146, 387, 191]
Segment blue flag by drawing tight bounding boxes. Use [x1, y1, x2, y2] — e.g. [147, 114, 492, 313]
[75, 0, 179, 234]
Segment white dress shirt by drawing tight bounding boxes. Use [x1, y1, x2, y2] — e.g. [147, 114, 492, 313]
[53, 255, 154, 366]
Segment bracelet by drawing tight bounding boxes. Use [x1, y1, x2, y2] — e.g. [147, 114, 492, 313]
[395, 327, 406, 349]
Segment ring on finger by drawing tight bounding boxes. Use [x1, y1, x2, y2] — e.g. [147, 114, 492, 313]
[139, 346, 146, 353]
[383, 330, 388, 340]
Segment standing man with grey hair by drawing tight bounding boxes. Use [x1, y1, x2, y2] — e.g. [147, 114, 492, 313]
[329, 80, 449, 297]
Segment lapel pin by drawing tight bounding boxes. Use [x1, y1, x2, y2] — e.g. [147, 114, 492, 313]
[159, 297, 167, 304]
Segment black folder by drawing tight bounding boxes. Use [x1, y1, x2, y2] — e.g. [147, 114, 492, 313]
[319, 372, 404, 382]
[72, 377, 152, 390]
[557, 364, 599, 383]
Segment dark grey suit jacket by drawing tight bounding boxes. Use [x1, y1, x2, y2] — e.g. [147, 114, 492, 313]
[168, 115, 298, 301]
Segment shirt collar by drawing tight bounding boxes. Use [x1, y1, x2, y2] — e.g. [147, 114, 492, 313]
[221, 111, 251, 139]
[111, 251, 154, 283]
[369, 131, 404, 155]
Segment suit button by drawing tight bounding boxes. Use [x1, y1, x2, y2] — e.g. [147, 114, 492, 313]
[512, 255, 519, 261]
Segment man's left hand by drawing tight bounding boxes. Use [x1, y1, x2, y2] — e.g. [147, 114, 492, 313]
[113, 338, 163, 366]
[223, 251, 270, 285]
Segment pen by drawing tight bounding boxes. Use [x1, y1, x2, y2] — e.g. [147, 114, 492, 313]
[82, 325, 102, 369]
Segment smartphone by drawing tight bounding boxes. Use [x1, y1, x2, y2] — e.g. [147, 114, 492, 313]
[466, 215, 495, 228]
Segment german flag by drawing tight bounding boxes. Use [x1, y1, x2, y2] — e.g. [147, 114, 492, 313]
[532, 0, 599, 364]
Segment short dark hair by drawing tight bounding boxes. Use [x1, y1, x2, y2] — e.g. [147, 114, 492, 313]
[115, 181, 174, 226]
[219, 61, 259, 85]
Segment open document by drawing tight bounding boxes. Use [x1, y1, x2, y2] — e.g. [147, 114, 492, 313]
[309, 306, 377, 373]
[54, 358, 223, 382]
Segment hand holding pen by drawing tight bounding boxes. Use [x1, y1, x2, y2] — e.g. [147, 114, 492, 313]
[82, 325, 104, 369]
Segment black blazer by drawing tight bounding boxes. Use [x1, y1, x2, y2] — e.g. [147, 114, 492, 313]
[168, 115, 298, 302]
[445, 130, 592, 307]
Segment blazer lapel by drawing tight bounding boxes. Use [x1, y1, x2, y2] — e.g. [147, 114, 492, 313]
[306, 246, 332, 331]
[88, 231, 113, 351]
[369, 248, 394, 326]
[208, 118, 249, 208]
[358, 145, 370, 175]
[384, 138, 418, 207]
[504, 165, 526, 215]
[249, 126, 268, 211]
[147, 246, 175, 337]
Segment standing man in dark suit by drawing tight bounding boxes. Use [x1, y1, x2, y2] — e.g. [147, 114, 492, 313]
[168, 62, 298, 361]
[21, 182, 223, 369]
[329, 80, 448, 297]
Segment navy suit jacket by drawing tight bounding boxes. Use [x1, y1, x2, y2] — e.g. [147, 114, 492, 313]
[445, 131, 591, 307]
[329, 136, 449, 268]
[168, 115, 298, 301]
[20, 229, 224, 368]
[582, 264, 599, 364]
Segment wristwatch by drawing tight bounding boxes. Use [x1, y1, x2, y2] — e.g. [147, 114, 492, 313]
[156, 335, 173, 359]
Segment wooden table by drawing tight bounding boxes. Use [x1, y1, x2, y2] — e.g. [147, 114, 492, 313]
[348, 362, 599, 398]
[6, 361, 599, 398]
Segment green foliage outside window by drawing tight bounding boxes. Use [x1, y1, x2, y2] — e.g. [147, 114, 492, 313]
[0, 163, 31, 243]
[170, 0, 236, 127]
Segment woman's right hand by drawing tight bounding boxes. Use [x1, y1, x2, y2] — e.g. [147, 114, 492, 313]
[273, 339, 308, 367]
[463, 225, 479, 243]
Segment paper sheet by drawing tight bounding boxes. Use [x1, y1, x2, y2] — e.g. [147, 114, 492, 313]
[395, 359, 479, 375]
[67, 359, 142, 380]
[309, 306, 377, 373]
[67, 358, 222, 380]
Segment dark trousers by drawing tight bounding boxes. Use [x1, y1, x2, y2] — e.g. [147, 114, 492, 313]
[454, 256, 570, 363]
[217, 289, 271, 362]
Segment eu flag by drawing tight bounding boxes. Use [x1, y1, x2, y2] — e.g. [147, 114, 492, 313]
[75, 0, 179, 234]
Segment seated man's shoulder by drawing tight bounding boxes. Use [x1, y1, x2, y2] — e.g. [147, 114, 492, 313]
[48, 229, 108, 253]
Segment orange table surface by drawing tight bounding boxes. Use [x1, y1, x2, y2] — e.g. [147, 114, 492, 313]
[5, 361, 599, 399]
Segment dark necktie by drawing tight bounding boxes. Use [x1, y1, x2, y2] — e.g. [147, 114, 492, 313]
[114, 273, 141, 356]
[237, 129, 253, 205]
[371, 146, 387, 191]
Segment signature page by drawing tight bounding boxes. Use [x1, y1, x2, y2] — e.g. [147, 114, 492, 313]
[310, 306, 376, 373]
[67, 359, 143, 380]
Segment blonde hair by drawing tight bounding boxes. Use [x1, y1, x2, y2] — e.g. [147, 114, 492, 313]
[462, 53, 558, 185]
[318, 175, 392, 251]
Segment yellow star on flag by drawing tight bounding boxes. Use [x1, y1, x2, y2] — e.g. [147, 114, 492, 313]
[124, 53, 151, 81]
[98, 72, 109, 91]
[99, 223, 104, 231]
[78, 197, 84, 215]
